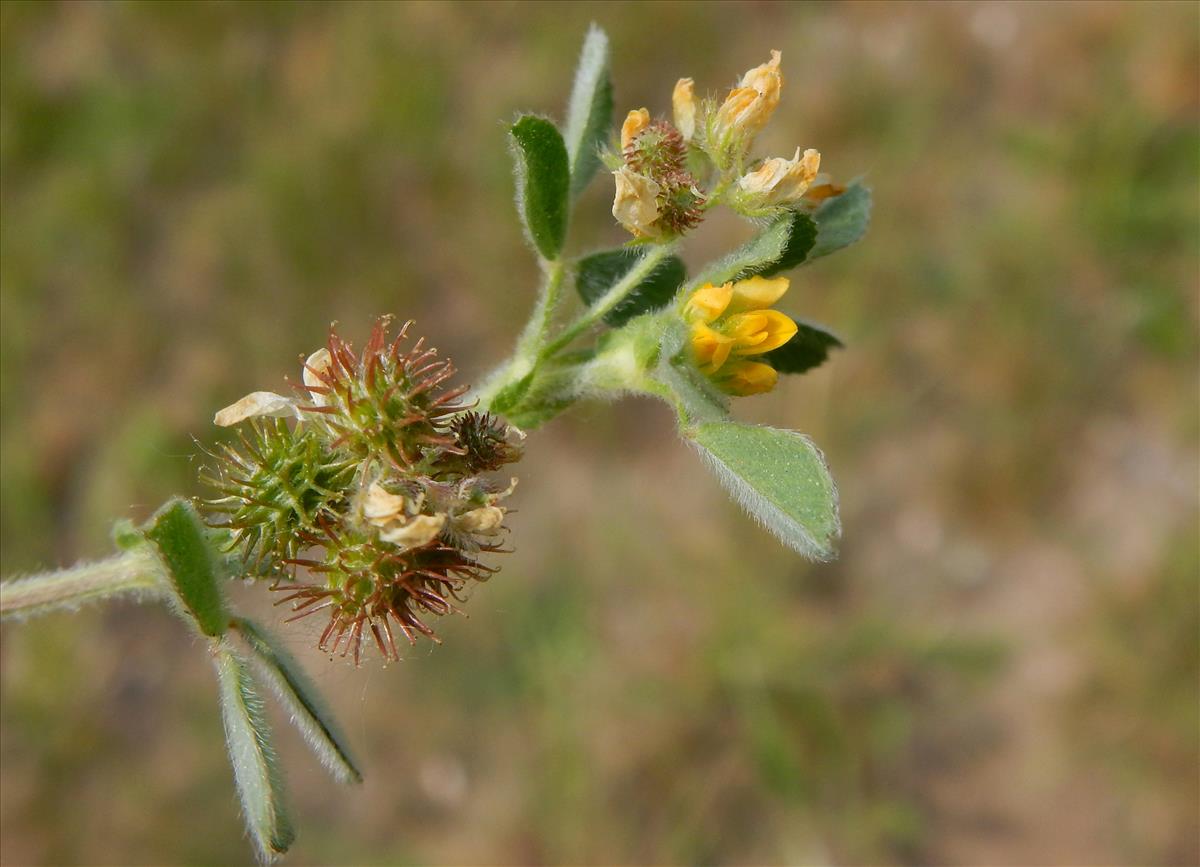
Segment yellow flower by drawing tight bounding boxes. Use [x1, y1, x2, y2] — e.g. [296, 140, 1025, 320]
[621, 108, 650, 150]
[714, 50, 783, 144]
[611, 165, 662, 238]
[738, 147, 821, 205]
[714, 359, 779, 396]
[672, 78, 696, 141]
[684, 275, 796, 394]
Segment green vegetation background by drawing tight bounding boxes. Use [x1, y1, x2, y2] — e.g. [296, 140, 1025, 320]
[1, 2, 1196, 864]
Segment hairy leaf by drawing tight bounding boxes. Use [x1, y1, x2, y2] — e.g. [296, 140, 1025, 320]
[687, 422, 840, 560]
[213, 642, 295, 862]
[808, 181, 872, 260]
[690, 210, 817, 287]
[234, 617, 363, 785]
[576, 248, 686, 326]
[510, 116, 570, 260]
[764, 319, 844, 375]
[144, 498, 229, 637]
[753, 210, 818, 277]
[563, 24, 612, 200]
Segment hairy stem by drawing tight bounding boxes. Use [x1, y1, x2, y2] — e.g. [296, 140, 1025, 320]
[515, 259, 567, 362]
[538, 241, 676, 360]
[0, 548, 166, 620]
[474, 259, 566, 412]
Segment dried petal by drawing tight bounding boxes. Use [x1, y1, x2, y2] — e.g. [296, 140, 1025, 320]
[214, 391, 296, 427]
[379, 513, 447, 550]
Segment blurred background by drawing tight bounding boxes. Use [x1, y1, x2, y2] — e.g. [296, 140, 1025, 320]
[1, 2, 1197, 864]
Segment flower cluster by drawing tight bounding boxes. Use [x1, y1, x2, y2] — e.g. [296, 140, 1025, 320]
[204, 318, 522, 663]
[683, 276, 798, 396]
[612, 50, 844, 239]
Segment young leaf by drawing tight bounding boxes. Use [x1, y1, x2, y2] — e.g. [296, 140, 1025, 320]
[576, 248, 686, 326]
[233, 616, 363, 785]
[691, 218, 791, 288]
[689, 210, 816, 288]
[213, 642, 295, 862]
[753, 210, 818, 277]
[144, 498, 229, 637]
[687, 421, 840, 561]
[510, 115, 570, 260]
[563, 24, 612, 200]
[764, 319, 843, 375]
[808, 181, 871, 261]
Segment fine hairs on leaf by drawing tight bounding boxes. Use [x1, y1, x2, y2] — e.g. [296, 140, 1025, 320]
[808, 180, 872, 260]
[687, 422, 841, 561]
[233, 616, 363, 785]
[509, 115, 571, 260]
[213, 641, 296, 862]
[563, 23, 612, 199]
[144, 498, 230, 637]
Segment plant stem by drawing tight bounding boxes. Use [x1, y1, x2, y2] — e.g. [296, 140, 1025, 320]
[538, 241, 676, 361]
[474, 259, 565, 412]
[515, 259, 566, 362]
[0, 548, 166, 620]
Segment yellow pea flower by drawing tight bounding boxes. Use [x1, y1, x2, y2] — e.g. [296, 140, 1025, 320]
[683, 275, 797, 394]
[621, 108, 650, 150]
[714, 50, 783, 145]
[714, 359, 779, 396]
[738, 147, 822, 205]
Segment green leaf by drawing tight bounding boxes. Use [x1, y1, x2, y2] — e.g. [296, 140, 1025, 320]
[213, 641, 295, 862]
[144, 498, 229, 637]
[754, 211, 818, 277]
[563, 24, 612, 200]
[764, 319, 843, 375]
[233, 617, 363, 785]
[690, 211, 817, 287]
[510, 115, 570, 260]
[687, 421, 840, 561]
[808, 181, 871, 260]
[576, 248, 686, 326]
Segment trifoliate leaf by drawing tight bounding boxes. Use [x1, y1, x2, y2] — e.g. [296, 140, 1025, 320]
[510, 116, 570, 260]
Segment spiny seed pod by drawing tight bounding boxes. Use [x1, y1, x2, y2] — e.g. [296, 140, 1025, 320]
[273, 506, 508, 664]
[205, 316, 522, 664]
[437, 411, 524, 476]
[202, 418, 357, 575]
[623, 120, 706, 236]
[301, 317, 470, 471]
[655, 172, 706, 235]
[624, 119, 687, 178]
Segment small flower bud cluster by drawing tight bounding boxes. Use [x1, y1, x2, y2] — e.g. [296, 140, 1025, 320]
[612, 50, 847, 236]
[205, 318, 522, 663]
